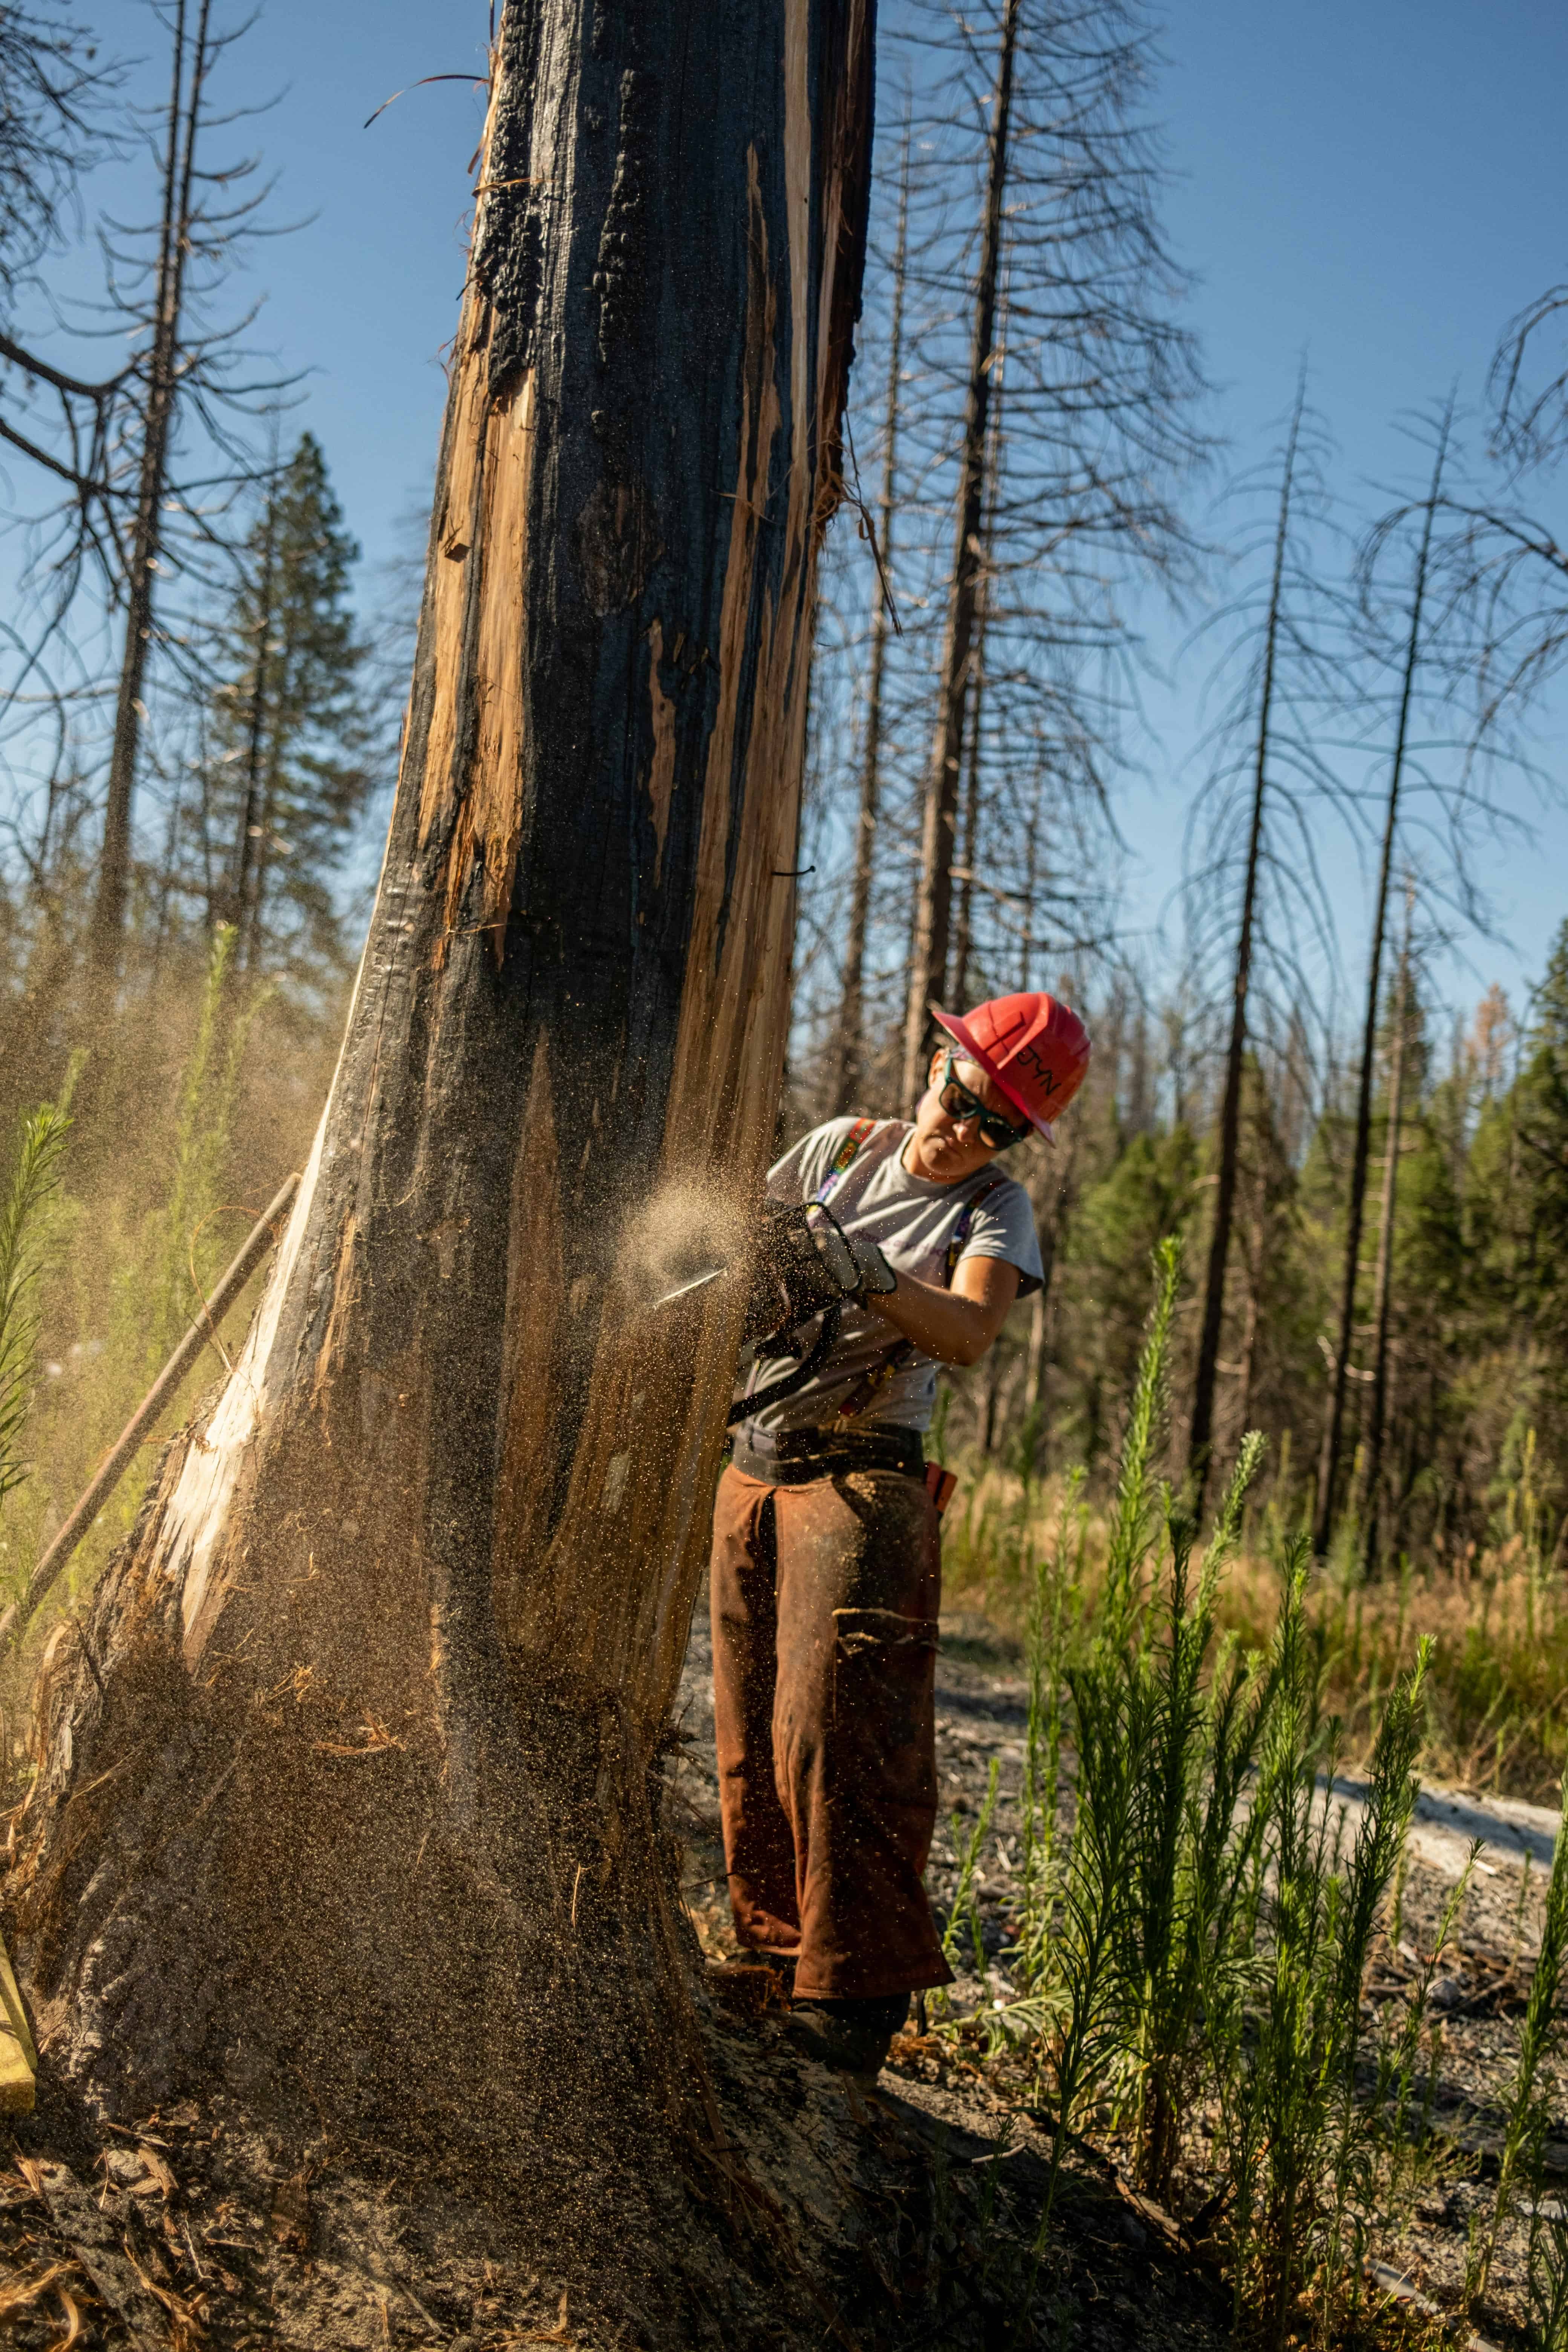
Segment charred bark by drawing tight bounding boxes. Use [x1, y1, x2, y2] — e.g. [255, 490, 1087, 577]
[90, 0, 212, 976]
[227, 468, 280, 944]
[952, 292, 1007, 1014]
[1359, 919, 1412, 1563]
[11, 0, 874, 2289]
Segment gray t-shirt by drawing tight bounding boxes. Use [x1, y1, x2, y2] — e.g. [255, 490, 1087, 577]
[733, 1116, 1044, 1438]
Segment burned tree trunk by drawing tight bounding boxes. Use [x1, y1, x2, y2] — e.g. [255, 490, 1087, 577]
[1314, 418, 1448, 1553]
[226, 462, 280, 943]
[11, 0, 874, 2281]
[1358, 916, 1413, 1563]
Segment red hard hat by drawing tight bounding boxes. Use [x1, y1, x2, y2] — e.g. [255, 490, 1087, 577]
[931, 992, 1092, 1142]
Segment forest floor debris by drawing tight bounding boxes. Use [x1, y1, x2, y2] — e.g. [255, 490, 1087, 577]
[2, 1592, 1563, 2348]
[0, 2028, 1239, 2352]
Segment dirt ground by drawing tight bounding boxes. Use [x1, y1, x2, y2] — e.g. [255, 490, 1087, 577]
[2, 1588, 1563, 2349]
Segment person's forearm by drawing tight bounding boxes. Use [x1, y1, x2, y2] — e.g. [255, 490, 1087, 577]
[867, 1272, 1003, 1369]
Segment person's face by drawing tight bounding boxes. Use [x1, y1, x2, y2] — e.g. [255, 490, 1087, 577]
[909, 1049, 1029, 1180]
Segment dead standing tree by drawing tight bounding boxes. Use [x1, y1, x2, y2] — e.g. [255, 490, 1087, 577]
[895, 0, 1204, 1109]
[1183, 379, 1354, 1506]
[900, 0, 1018, 1110]
[1311, 393, 1534, 1551]
[1314, 411, 1450, 1554]
[1358, 896, 1415, 1560]
[0, 0, 291, 988]
[88, 0, 215, 974]
[1185, 391, 1304, 1503]
[8, 0, 874, 2293]
[827, 105, 909, 1118]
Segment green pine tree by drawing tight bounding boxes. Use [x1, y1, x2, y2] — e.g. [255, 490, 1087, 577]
[205, 433, 374, 988]
[1061, 1124, 1199, 1472]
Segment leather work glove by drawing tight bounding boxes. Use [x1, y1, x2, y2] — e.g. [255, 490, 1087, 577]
[742, 1201, 898, 1351]
[845, 1230, 897, 1300]
[803, 1208, 896, 1306]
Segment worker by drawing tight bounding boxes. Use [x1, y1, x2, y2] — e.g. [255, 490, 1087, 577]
[709, 991, 1092, 2078]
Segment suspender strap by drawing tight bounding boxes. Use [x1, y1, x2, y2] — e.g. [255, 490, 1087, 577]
[813, 1116, 878, 1202]
[943, 1171, 1009, 1279]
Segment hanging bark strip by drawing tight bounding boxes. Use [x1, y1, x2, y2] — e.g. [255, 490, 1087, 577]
[1186, 382, 1305, 1507]
[901, 0, 1021, 1110]
[11, 0, 876, 2217]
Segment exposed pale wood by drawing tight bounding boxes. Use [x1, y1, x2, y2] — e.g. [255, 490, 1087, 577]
[643, 619, 678, 886]
[175, 1113, 328, 1664]
[416, 327, 492, 849]
[0, 1928, 37, 2113]
[438, 370, 536, 956]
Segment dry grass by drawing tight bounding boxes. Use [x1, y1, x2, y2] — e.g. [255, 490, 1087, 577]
[0, 938, 337, 1732]
[1225, 1539, 1568, 1803]
[940, 1458, 1568, 1803]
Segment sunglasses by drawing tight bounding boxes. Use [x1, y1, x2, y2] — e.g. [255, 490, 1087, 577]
[936, 1050, 1031, 1151]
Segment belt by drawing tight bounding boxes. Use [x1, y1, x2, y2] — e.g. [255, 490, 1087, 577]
[729, 1422, 924, 1485]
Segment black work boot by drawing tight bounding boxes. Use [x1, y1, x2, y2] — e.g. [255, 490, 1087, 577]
[785, 1992, 910, 2080]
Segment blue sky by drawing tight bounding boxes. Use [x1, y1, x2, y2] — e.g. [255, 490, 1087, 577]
[18, 0, 1568, 1026]
[1126, 0, 1568, 1019]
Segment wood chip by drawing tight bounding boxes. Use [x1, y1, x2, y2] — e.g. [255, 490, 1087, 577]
[0, 1927, 37, 2114]
[513, 2286, 574, 2343]
[267, 2166, 311, 2253]
[0, 2261, 75, 2320]
[47, 2281, 83, 2349]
